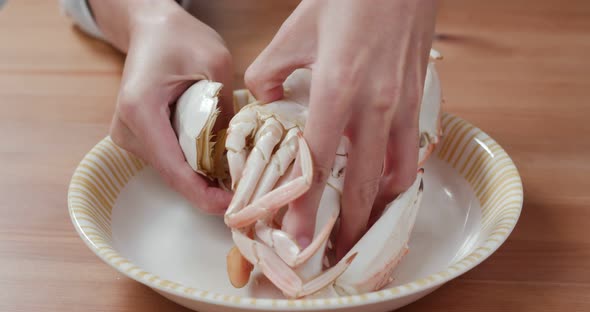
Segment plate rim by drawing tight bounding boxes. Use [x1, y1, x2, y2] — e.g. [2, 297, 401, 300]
[67, 112, 524, 310]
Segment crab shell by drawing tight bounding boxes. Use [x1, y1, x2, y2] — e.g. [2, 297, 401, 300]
[172, 80, 223, 178]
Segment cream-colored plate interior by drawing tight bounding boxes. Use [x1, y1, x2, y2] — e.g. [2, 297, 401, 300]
[68, 113, 523, 312]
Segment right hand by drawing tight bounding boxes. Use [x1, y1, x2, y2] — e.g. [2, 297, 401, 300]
[244, 0, 436, 258]
[101, 1, 234, 214]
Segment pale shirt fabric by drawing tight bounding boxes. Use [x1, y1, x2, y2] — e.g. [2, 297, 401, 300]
[60, 0, 192, 41]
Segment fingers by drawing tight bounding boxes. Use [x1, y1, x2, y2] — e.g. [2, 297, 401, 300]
[243, 9, 320, 246]
[106, 12, 237, 216]
[335, 107, 392, 260]
[244, 47, 310, 104]
[370, 84, 421, 227]
[281, 68, 353, 248]
[244, 8, 316, 103]
[112, 90, 232, 215]
[369, 123, 420, 228]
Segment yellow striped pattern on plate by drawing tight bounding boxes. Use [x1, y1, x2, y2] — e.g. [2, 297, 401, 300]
[67, 112, 523, 309]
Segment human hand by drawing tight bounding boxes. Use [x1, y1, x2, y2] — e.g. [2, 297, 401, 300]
[244, 0, 437, 259]
[91, 0, 234, 214]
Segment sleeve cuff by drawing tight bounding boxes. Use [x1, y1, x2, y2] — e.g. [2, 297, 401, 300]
[59, 0, 193, 41]
[178, 0, 192, 10]
[59, 0, 105, 40]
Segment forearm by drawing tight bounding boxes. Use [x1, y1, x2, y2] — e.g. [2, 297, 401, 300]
[88, 0, 181, 52]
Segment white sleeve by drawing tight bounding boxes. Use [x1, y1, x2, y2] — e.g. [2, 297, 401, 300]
[59, 0, 104, 40]
[59, 0, 193, 41]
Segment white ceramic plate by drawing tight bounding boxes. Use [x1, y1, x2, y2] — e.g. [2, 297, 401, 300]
[68, 113, 523, 312]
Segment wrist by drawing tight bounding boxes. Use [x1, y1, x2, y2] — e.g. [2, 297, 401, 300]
[88, 0, 182, 52]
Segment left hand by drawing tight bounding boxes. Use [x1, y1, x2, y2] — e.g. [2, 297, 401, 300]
[244, 0, 438, 259]
[91, 0, 236, 214]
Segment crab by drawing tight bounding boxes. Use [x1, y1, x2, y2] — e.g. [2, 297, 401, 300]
[172, 49, 443, 298]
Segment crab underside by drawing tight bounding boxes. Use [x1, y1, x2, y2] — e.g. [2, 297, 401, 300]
[172, 50, 444, 299]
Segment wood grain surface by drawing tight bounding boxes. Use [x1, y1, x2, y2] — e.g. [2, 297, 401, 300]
[1, 0, 589, 311]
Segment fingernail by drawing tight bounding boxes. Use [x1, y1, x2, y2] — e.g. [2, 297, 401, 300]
[297, 236, 311, 249]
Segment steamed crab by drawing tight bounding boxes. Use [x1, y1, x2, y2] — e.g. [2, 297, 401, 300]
[172, 50, 443, 298]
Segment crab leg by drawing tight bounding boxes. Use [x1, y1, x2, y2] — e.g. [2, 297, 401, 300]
[293, 137, 349, 279]
[225, 132, 313, 228]
[232, 229, 357, 298]
[254, 212, 337, 267]
[226, 117, 284, 216]
[225, 108, 258, 189]
[253, 137, 350, 268]
[251, 128, 300, 201]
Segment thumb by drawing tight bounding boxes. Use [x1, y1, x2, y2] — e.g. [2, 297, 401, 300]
[244, 14, 316, 103]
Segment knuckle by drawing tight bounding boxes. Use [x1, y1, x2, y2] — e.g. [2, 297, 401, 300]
[373, 83, 401, 114]
[323, 66, 362, 92]
[371, 100, 395, 116]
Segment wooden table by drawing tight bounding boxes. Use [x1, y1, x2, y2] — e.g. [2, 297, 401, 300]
[1, 0, 589, 311]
